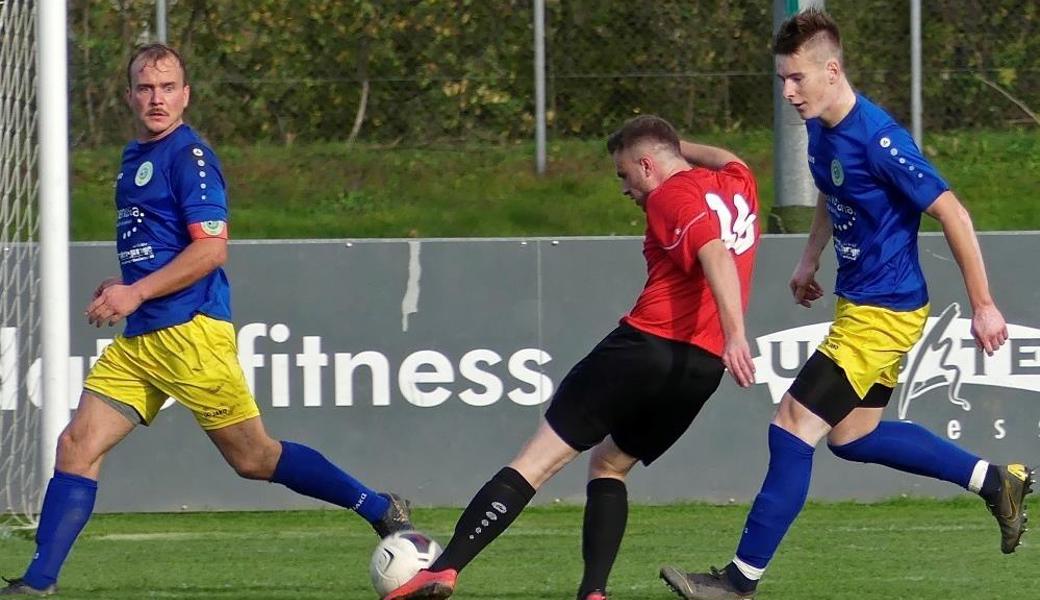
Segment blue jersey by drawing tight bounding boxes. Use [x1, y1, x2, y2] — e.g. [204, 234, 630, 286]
[806, 94, 949, 310]
[114, 124, 231, 336]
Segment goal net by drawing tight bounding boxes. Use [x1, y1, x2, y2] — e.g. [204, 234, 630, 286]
[0, 0, 43, 532]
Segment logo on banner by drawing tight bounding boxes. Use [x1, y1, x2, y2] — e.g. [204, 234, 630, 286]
[751, 303, 1040, 438]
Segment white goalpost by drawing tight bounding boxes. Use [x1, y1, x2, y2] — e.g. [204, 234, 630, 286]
[0, 0, 70, 531]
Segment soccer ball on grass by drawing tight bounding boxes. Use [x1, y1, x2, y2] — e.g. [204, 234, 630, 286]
[370, 530, 443, 597]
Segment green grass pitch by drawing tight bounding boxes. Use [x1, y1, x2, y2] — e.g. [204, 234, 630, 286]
[1, 496, 1036, 599]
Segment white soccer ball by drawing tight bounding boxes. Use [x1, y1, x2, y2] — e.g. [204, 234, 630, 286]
[370, 530, 444, 597]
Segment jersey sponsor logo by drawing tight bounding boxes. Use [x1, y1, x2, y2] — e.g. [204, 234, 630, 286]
[750, 302, 1040, 443]
[834, 239, 861, 261]
[827, 196, 857, 233]
[134, 161, 154, 186]
[117, 243, 155, 264]
[830, 158, 845, 186]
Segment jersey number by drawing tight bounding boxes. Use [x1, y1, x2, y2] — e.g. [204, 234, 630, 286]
[705, 193, 756, 255]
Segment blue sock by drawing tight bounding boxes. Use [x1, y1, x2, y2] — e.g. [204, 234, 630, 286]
[734, 425, 815, 576]
[828, 420, 980, 489]
[23, 471, 97, 590]
[270, 441, 389, 523]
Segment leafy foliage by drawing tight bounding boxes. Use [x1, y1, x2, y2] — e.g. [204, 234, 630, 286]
[69, 1, 1040, 147]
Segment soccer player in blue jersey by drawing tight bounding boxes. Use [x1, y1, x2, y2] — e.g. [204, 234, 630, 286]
[1, 44, 411, 597]
[660, 10, 1033, 600]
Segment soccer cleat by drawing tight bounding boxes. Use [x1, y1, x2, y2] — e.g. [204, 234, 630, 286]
[659, 566, 755, 600]
[580, 591, 608, 600]
[0, 577, 56, 597]
[373, 492, 414, 539]
[382, 568, 457, 600]
[986, 464, 1035, 554]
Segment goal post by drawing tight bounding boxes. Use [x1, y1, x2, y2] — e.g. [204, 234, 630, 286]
[0, 0, 70, 531]
[38, 0, 72, 492]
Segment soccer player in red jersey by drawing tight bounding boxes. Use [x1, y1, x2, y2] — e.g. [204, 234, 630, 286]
[384, 115, 760, 600]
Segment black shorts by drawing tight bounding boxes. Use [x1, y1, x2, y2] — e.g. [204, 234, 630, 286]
[788, 351, 895, 427]
[543, 322, 725, 465]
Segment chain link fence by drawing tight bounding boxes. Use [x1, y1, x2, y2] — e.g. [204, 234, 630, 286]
[68, 1, 1039, 149]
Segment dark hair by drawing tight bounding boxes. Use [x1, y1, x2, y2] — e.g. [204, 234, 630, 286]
[772, 8, 842, 59]
[606, 115, 680, 156]
[126, 43, 188, 87]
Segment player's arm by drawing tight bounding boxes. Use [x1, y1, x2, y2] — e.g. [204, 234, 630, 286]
[86, 238, 226, 327]
[790, 191, 831, 308]
[679, 140, 747, 169]
[925, 191, 1008, 355]
[697, 240, 755, 387]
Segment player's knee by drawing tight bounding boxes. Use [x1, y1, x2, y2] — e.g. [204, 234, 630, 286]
[588, 455, 630, 480]
[225, 445, 279, 480]
[228, 455, 272, 480]
[228, 448, 278, 480]
[55, 429, 98, 475]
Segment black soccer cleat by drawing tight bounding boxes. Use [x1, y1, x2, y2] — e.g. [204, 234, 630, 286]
[0, 577, 56, 597]
[986, 464, 1035, 554]
[372, 492, 414, 539]
[660, 566, 756, 600]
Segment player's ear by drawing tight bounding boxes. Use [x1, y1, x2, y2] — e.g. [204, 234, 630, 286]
[826, 58, 840, 83]
[183, 83, 191, 108]
[639, 155, 654, 177]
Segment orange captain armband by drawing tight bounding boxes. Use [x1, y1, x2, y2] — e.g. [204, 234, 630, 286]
[187, 220, 229, 240]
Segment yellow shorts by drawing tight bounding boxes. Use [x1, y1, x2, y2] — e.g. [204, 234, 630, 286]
[817, 298, 929, 399]
[84, 314, 260, 430]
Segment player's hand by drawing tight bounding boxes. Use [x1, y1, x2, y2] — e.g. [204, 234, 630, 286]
[790, 260, 824, 308]
[971, 303, 1008, 356]
[722, 335, 756, 388]
[86, 284, 144, 327]
[92, 276, 123, 300]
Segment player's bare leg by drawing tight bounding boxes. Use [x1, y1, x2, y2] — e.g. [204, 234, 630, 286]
[2, 393, 136, 596]
[508, 419, 582, 487]
[385, 420, 580, 600]
[577, 437, 638, 600]
[208, 416, 411, 537]
[826, 406, 882, 446]
[206, 416, 282, 479]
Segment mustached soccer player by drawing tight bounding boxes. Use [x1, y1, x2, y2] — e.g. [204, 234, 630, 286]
[660, 9, 1033, 600]
[1, 44, 411, 596]
[384, 114, 760, 600]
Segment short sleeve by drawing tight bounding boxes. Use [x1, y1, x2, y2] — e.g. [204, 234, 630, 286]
[720, 161, 753, 184]
[646, 180, 719, 274]
[170, 144, 229, 231]
[866, 126, 949, 212]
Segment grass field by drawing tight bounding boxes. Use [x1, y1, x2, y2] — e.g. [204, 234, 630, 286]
[70, 129, 1040, 240]
[1, 497, 1035, 599]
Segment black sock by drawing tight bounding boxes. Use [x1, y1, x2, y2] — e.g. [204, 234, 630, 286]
[577, 478, 628, 598]
[430, 467, 536, 573]
[724, 562, 758, 594]
[980, 464, 1003, 504]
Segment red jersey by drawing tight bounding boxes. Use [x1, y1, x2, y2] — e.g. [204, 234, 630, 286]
[622, 162, 760, 356]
